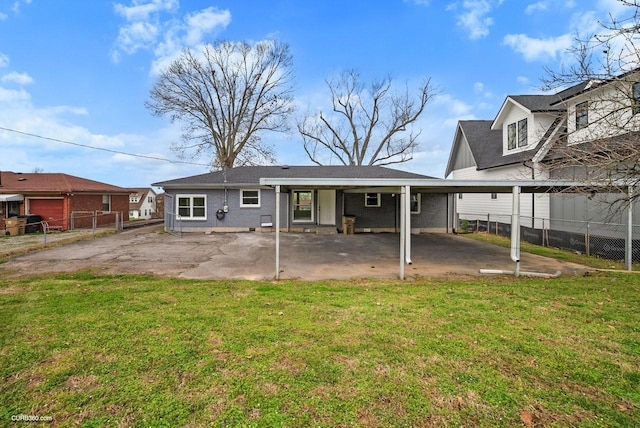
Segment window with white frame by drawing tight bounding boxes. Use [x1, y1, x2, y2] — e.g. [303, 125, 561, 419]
[102, 195, 111, 212]
[507, 119, 527, 150]
[517, 119, 527, 147]
[240, 189, 260, 207]
[292, 190, 313, 222]
[633, 82, 640, 115]
[507, 123, 516, 150]
[491, 193, 498, 200]
[576, 101, 589, 129]
[410, 193, 421, 214]
[365, 193, 381, 207]
[177, 195, 206, 219]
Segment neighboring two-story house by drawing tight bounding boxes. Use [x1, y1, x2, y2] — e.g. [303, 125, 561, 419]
[129, 188, 157, 220]
[446, 70, 640, 258]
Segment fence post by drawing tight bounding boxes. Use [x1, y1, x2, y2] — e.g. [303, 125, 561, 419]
[626, 186, 633, 271]
[586, 222, 590, 257]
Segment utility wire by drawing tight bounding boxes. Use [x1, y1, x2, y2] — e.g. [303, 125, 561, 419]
[0, 125, 210, 167]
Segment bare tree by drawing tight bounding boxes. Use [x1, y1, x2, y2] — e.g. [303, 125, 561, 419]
[541, 0, 640, 208]
[146, 40, 295, 170]
[297, 70, 434, 166]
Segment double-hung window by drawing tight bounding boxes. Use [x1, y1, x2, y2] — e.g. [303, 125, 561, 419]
[177, 195, 206, 220]
[576, 101, 589, 129]
[365, 193, 381, 207]
[632, 82, 640, 115]
[240, 189, 260, 208]
[102, 195, 111, 212]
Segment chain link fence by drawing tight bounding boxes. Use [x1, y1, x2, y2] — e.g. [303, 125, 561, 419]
[458, 212, 640, 263]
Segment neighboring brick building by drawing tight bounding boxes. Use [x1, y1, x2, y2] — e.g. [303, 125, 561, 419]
[0, 171, 131, 232]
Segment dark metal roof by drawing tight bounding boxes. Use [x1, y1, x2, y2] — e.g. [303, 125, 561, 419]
[153, 165, 435, 188]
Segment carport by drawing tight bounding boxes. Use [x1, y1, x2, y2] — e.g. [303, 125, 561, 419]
[260, 178, 632, 279]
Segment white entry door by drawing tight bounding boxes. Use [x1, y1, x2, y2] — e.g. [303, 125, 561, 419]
[318, 189, 336, 225]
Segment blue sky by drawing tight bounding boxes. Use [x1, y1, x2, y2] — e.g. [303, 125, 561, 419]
[0, 0, 628, 188]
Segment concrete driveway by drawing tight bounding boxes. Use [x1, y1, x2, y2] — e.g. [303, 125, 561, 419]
[0, 225, 589, 280]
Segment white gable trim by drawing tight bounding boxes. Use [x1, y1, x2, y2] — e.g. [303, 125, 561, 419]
[491, 97, 532, 130]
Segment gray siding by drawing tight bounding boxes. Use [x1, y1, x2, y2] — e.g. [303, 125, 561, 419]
[412, 194, 449, 230]
[166, 188, 448, 232]
[344, 193, 397, 229]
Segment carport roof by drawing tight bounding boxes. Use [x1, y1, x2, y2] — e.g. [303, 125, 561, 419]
[259, 177, 598, 194]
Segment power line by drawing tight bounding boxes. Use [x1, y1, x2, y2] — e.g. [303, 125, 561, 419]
[0, 125, 210, 167]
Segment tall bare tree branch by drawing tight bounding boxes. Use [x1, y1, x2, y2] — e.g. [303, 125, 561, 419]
[297, 70, 434, 166]
[541, 0, 640, 210]
[146, 40, 295, 170]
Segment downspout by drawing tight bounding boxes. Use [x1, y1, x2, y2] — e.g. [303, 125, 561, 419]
[523, 160, 535, 227]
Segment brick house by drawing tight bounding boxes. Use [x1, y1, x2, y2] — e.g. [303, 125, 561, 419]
[0, 171, 131, 232]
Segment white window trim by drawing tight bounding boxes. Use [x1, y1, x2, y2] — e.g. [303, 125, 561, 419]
[240, 189, 261, 208]
[576, 101, 589, 130]
[411, 193, 421, 215]
[507, 118, 527, 150]
[292, 190, 314, 223]
[102, 194, 111, 212]
[176, 194, 207, 220]
[365, 193, 381, 207]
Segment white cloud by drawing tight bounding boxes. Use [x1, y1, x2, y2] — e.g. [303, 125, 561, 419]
[1, 71, 34, 85]
[433, 93, 473, 116]
[525, 1, 548, 14]
[0, 12, 7, 20]
[404, 0, 430, 5]
[525, 0, 576, 14]
[184, 7, 231, 45]
[516, 75, 530, 85]
[111, 1, 231, 74]
[473, 81, 492, 97]
[450, 0, 495, 40]
[11, 0, 31, 14]
[113, 0, 178, 21]
[503, 33, 573, 62]
[0, 53, 9, 68]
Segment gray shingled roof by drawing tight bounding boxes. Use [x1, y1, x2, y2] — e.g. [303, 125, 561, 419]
[458, 120, 537, 171]
[153, 165, 434, 188]
[510, 80, 590, 112]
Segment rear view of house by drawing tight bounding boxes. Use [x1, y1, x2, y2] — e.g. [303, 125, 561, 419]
[153, 165, 449, 234]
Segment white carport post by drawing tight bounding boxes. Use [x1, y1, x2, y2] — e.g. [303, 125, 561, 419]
[626, 185, 633, 271]
[404, 185, 412, 266]
[399, 186, 406, 280]
[275, 185, 281, 280]
[510, 186, 521, 277]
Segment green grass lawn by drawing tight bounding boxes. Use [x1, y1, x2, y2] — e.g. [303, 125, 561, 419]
[1, 272, 639, 427]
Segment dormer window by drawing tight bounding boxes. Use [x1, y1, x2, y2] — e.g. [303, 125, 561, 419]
[507, 118, 527, 150]
[576, 101, 589, 129]
[633, 82, 640, 115]
[517, 119, 527, 147]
